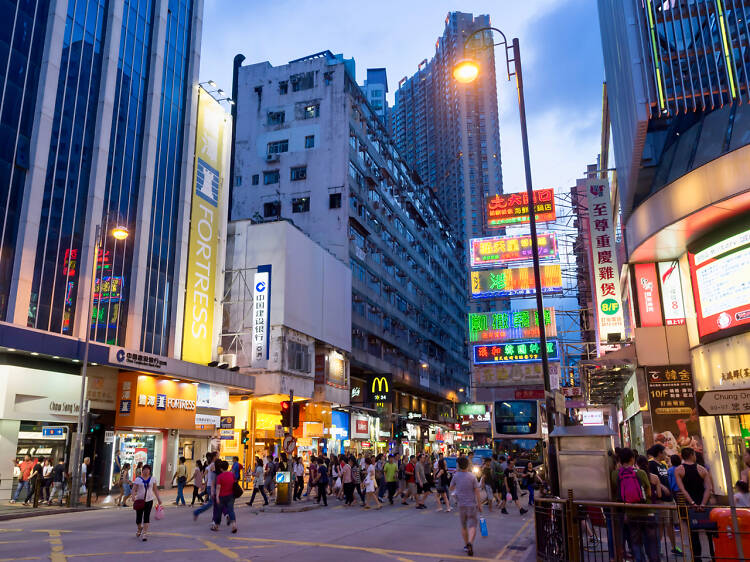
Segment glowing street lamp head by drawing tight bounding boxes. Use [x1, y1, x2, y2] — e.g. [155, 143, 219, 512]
[453, 59, 480, 84]
[111, 226, 129, 241]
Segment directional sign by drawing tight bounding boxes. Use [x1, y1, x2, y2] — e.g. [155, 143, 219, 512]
[696, 389, 750, 416]
[42, 426, 66, 438]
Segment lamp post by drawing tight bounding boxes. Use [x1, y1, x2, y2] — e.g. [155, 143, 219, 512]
[70, 223, 129, 505]
[454, 28, 559, 495]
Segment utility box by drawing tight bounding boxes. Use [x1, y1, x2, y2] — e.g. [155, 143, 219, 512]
[550, 425, 616, 501]
[275, 471, 291, 505]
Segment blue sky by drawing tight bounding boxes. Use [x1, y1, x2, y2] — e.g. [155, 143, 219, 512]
[201, 0, 605, 193]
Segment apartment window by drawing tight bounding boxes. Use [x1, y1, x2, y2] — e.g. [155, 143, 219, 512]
[287, 340, 310, 372]
[291, 71, 315, 91]
[292, 196, 310, 213]
[305, 135, 315, 149]
[279, 81, 288, 94]
[263, 170, 280, 185]
[267, 111, 285, 125]
[290, 166, 307, 181]
[329, 193, 342, 209]
[251, 174, 259, 185]
[235, 176, 242, 187]
[263, 201, 280, 217]
[303, 104, 320, 119]
[267, 140, 288, 154]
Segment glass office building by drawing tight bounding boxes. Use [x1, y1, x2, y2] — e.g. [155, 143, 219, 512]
[1, 0, 202, 355]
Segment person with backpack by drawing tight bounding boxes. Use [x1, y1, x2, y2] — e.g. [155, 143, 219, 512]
[132, 464, 162, 542]
[646, 446, 682, 556]
[611, 448, 657, 562]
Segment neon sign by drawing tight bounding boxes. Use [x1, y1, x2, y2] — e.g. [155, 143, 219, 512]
[471, 264, 562, 298]
[93, 276, 124, 303]
[470, 232, 558, 268]
[473, 340, 559, 364]
[487, 188, 556, 227]
[468, 308, 556, 342]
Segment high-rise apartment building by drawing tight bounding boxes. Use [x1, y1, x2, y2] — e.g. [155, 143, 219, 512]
[391, 12, 503, 248]
[231, 50, 469, 425]
[0, 0, 249, 501]
[597, 1, 750, 482]
[362, 68, 389, 125]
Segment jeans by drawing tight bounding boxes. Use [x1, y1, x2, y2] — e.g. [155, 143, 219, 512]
[626, 516, 660, 562]
[293, 476, 304, 500]
[12, 480, 29, 502]
[213, 495, 235, 524]
[193, 485, 213, 516]
[317, 482, 328, 505]
[176, 480, 186, 505]
[248, 485, 268, 505]
[527, 485, 535, 505]
[49, 482, 64, 504]
[377, 476, 386, 499]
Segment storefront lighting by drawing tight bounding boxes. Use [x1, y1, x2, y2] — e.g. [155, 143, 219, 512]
[72, 359, 80, 363]
[30, 352, 39, 356]
[170, 379, 181, 382]
[91, 362, 98, 366]
[6, 348, 16, 352]
[52, 355, 60, 359]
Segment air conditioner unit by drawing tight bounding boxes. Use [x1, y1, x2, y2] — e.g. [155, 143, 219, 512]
[219, 353, 237, 368]
[266, 153, 279, 162]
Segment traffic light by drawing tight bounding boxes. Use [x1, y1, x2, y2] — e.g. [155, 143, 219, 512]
[280, 400, 291, 427]
[241, 430, 250, 446]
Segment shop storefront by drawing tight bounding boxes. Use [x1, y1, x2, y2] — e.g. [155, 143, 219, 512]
[350, 412, 374, 454]
[113, 372, 200, 485]
[620, 371, 648, 454]
[327, 410, 349, 456]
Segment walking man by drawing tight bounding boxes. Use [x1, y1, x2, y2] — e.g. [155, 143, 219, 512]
[384, 454, 398, 504]
[48, 459, 66, 505]
[11, 455, 33, 503]
[415, 454, 427, 509]
[450, 456, 482, 557]
[172, 456, 188, 506]
[193, 452, 216, 520]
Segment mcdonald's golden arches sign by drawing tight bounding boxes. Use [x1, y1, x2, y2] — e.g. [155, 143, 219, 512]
[369, 374, 392, 406]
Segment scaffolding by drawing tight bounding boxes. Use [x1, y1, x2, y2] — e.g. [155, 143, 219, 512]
[219, 265, 259, 369]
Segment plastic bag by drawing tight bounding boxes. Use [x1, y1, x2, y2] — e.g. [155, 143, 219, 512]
[479, 517, 488, 537]
[154, 504, 164, 520]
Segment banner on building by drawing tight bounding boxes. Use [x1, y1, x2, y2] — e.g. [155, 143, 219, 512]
[486, 189, 556, 227]
[182, 89, 227, 364]
[470, 264, 562, 299]
[633, 263, 662, 327]
[658, 261, 686, 326]
[645, 365, 702, 456]
[468, 308, 556, 342]
[474, 362, 561, 387]
[470, 233, 558, 268]
[473, 341, 559, 365]
[585, 178, 625, 343]
[251, 267, 271, 367]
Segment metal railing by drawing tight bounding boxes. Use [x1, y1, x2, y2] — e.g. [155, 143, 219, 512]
[535, 491, 750, 561]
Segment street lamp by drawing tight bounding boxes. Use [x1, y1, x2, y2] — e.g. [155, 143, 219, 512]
[454, 27, 559, 495]
[70, 223, 129, 505]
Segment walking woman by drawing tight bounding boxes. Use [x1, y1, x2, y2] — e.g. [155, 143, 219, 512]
[132, 464, 162, 542]
[434, 458, 451, 512]
[522, 462, 540, 506]
[211, 460, 238, 533]
[363, 457, 382, 509]
[352, 456, 366, 505]
[116, 463, 131, 507]
[190, 460, 205, 506]
[247, 457, 268, 506]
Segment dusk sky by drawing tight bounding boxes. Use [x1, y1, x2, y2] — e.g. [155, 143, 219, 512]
[201, 0, 605, 195]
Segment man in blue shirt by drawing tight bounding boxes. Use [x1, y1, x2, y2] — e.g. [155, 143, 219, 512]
[231, 456, 243, 482]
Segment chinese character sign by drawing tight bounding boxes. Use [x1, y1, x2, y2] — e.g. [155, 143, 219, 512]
[468, 308, 556, 342]
[470, 233, 558, 268]
[251, 269, 270, 368]
[473, 340, 559, 364]
[585, 179, 625, 342]
[634, 263, 662, 327]
[470, 264, 562, 299]
[645, 365, 702, 456]
[658, 261, 686, 326]
[486, 188, 556, 228]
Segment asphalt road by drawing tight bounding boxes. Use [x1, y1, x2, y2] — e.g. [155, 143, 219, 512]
[0, 494, 536, 561]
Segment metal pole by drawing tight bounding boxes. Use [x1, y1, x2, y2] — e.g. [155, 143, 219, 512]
[70, 225, 100, 505]
[715, 416, 745, 560]
[512, 38, 559, 496]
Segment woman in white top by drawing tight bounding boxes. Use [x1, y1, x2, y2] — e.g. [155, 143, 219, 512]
[363, 457, 382, 509]
[42, 458, 54, 502]
[132, 464, 162, 541]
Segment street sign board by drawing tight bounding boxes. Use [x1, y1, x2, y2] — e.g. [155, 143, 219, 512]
[104, 430, 115, 444]
[275, 424, 284, 438]
[41, 426, 66, 438]
[220, 416, 235, 429]
[283, 435, 296, 453]
[696, 389, 750, 416]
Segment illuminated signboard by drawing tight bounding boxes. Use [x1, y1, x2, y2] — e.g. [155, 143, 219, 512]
[471, 264, 562, 298]
[93, 276, 124, 303]
[688, 223, 750, 340]
[486, 188, 556, 227]
[658, 261, 685, 326]
[634, 263, 662, 327]
[468, 308, 556, 342]
[585, 179, 625, 343]
[473, 340, 559, 364]
[470, 232, 558, 268]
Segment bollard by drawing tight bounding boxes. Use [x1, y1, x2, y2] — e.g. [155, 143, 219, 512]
[86, 475, 93, 507]
[32, 475, 40, 508]
[567, 489, 580, 561]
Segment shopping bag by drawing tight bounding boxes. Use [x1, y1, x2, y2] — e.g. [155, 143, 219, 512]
[154, 504, 164, 520]
[479, 517, 488, 537]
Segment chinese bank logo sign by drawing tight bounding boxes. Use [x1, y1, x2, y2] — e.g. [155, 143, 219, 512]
[116, 349, 126, 362]
[196, 159, 219, 207]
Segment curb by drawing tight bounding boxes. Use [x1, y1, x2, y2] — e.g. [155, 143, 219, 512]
[0, 507, 96, 521]
[243, 503, 323, 514]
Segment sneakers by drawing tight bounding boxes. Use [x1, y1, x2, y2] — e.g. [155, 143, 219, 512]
[671, 547, 683, 557]
[520, 508, 528, 515]
[466, 543, 474, 556]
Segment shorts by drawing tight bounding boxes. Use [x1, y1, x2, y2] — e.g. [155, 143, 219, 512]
[508, 485, 518, 501]
[436, 485, 446, 494]
[122, 482, 132, 496]
[459, 505, 478, 529]
[417, 483, 425, 494]
[407, 482, 418, 496]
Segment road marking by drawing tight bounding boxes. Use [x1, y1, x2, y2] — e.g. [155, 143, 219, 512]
[0, 557, 41, 561]
[228, 536, 498, 561]
[46, 530, 66, 562]
[494, 518, 532, 560]
[198, 538, 242, 559]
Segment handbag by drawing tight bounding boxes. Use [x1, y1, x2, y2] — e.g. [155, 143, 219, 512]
[154, 504, 164, 520]
[232, 482, 244, 499]
[133, 499, 145, 510]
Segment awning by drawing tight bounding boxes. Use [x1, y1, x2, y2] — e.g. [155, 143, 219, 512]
[581, 345, 637, 406]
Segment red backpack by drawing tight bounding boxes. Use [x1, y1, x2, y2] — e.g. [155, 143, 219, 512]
[618, 466, 645, 503]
